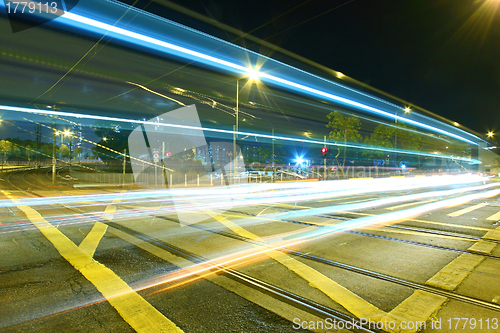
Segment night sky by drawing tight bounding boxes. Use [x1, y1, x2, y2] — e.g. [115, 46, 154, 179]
[164, 0, 500, 138]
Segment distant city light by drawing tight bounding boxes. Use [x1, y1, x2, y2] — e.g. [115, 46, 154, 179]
[296, 157, 304, 164]
[404, 107, 411, 113]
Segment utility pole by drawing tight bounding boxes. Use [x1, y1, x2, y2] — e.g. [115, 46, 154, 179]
[68, 133, 73, 174]
[122, 148, 126, 188]
[272, 128, 275, 182]
[162, 141, 167, 188]
[395, 112, 398, 175]
[35, 124, 41, 170]
[233, 125, 236, 182]
[52, 108, 56, 184]
[324, 135, 327, 180]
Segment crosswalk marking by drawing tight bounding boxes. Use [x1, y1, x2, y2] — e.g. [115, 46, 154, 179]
[448, 203, 488, 217]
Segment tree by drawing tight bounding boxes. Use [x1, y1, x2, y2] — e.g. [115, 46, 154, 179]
[0, 140, 13, 171]
[326, 111, 362, 174]
[364, 124, 394, 160]
[59, 144, 70, 160]
[73, 147, 83, 162]
[92, 121, 131, 163]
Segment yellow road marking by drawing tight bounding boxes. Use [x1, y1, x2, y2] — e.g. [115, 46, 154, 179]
[102, 190, 127, 221]
[447, 202, 488, 217]
[381, 290, 446, 333]
[426, 253, 484, 291]
[19, 205, 182, 332]
[79, 222, 108, 256]
[486, 210, 500, 221]
[385, 199, 436, 211]
[211, 213, 386, 320]
[483, 227, 500, 241]
[468, 241, 497, 254]
[4, 191, 182, 333]
[108, 227, 330, 329]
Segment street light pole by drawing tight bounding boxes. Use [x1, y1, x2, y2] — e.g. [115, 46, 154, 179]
[395, 111, 398, 174]
[236, 79, 239, 134]
[52, 107, 56, 184]
[324, 135, 327, 180]
[233, 79, 240, 181]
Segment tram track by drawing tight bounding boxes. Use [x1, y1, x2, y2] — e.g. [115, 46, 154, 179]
[228, 208, 500, 259]
[150, 214, 500, 314]
[106, 221, 381, 333]
[4, 170, 500, 329]
[1, 172, 380, 332]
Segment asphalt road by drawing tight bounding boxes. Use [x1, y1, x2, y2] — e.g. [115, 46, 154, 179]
[1, 168, 500, 333]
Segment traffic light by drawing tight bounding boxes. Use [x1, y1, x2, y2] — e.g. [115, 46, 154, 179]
[321, 147, 328, 156]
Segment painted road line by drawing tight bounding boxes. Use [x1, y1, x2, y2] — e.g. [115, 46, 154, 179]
[4, 192, 183, 333]
[483, 227, 500, 241]
[211, 213, 386, 321]
[468, 241, 497, 254]
[385, 199, 436, 211]
[102, 190, 128, 221]
[486, 210, 500, 221]
[447, 202, 488, 217]
[425, 253, 485, 291]
[79, 222, 108, 256]
[18, 205, 183, 332]
[381, 290, 446, 333]
[108, 227, 330, 330]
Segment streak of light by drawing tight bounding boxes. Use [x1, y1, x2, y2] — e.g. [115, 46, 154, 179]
[127, 81, 186, 106]
[2, 175, 497, 236]
[42, 184, 500, 308]
[0, 174, 487, 210]
[0, 104, 480, 163]
[4, 182, 500, 326]
[0, 1, 478, 145]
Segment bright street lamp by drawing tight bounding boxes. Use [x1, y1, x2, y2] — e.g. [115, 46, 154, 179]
[487, 131, 494, 138]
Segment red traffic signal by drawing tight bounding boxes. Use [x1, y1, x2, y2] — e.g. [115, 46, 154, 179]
[321, 147, 328, 155]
